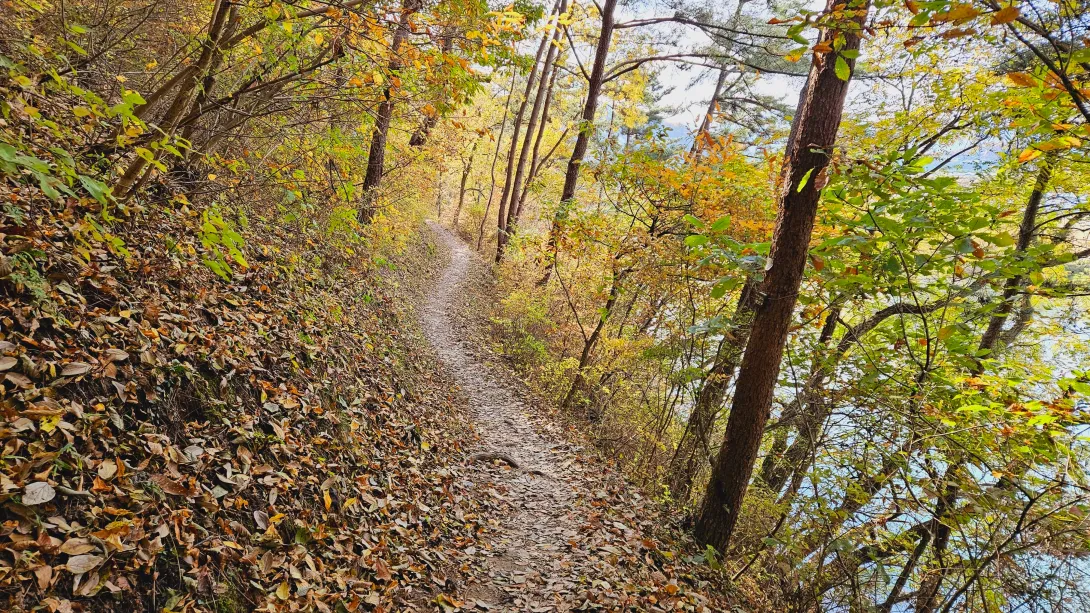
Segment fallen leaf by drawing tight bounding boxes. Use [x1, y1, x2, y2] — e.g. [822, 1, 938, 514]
[65, 554, 103, 575]
[151, 474, 192, 496]
[24, 482, 56, 505]
[59, 538, 97, 556]
[374, 558, 393, 582]
[6, 372, 32, 388]
[61, 362, 92, 376]
[97, 461, 118, 481]
[35, 564, 53, 589]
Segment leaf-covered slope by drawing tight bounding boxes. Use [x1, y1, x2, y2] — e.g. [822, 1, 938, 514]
[0, 167, 483, 611]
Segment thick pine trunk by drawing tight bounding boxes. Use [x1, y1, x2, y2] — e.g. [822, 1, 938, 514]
[757, 301, 841, 495]
[693, 0, 869, 551]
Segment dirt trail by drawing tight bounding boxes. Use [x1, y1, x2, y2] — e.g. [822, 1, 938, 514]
[419, 223, 587, 611]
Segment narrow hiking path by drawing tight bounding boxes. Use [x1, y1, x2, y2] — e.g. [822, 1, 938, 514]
[417, 222, 731, 613]
[419, 222, 585, 610]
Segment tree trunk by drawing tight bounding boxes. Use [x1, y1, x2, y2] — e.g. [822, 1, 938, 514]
[497, 0, 567, 261]
[357, 0, 422, 224]
[493, 0, 560, 258]
[693, 0, 870, 552]
[114, 0, 233, 198]
[178, 5, 241, 154]
[798, 160, 1057, 605]
[478, 68, 519, 251]
[562, 264, 627, 416]
[435, 172, 444, 218]
[514, 59, 561, 222]
[539, 0, 618, 284]
[453, 142, 478, 228]
[975, 154, 1053, 361]
[690, 67, 728, 154]
[913, 155, 1055, 613]
[757, 300, 842, 495]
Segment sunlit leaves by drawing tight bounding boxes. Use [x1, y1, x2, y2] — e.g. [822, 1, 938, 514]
[834, 55, 851, 81]
[989, 6, 1020, 25]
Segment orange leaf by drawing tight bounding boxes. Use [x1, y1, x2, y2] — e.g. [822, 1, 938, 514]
[1017, 147, 1042, 163]
[990, 6, 1020, 25]
[1006, 72, 1036, 87]
[932, 4, 980, 23]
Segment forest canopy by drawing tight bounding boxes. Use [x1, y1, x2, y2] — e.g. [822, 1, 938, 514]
[1, 0, 1090, 611]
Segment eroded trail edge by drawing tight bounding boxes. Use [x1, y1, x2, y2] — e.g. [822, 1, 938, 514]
[419, 223, 584, 610]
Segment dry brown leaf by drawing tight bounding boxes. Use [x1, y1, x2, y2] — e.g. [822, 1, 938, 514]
[61, 362, 92, 376]
[65, 554, 103, 575]
[58, 538, 97, 556]
[24, 482, 56, 505]
[34, 565, 53, 590]
[97, 460, 118, 481]
[151, 474, 193, 496]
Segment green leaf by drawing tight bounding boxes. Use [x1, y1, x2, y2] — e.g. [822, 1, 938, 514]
[797, 168, 815, 192]
[203, 257, 231, 281]
[709, 214, 732, 232]
[704, 544, 722, 571]
[65, 40, 88, 57]
[122, 90, 146, 105]
[78, 174, 112, 205]
[834, 56, 850, 81]
[684, 234, 708, 247]
[1069, 381, 1090, 395]
[985, 232, 1015, 247]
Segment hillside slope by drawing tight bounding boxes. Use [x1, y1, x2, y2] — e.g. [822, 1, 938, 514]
[0, 154, 487, 611]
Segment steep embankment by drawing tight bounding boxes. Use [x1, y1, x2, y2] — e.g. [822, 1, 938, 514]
[0, 171, 485, 611]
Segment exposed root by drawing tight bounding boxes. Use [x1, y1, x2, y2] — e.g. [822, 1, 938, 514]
[468, 451, 521, 469]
